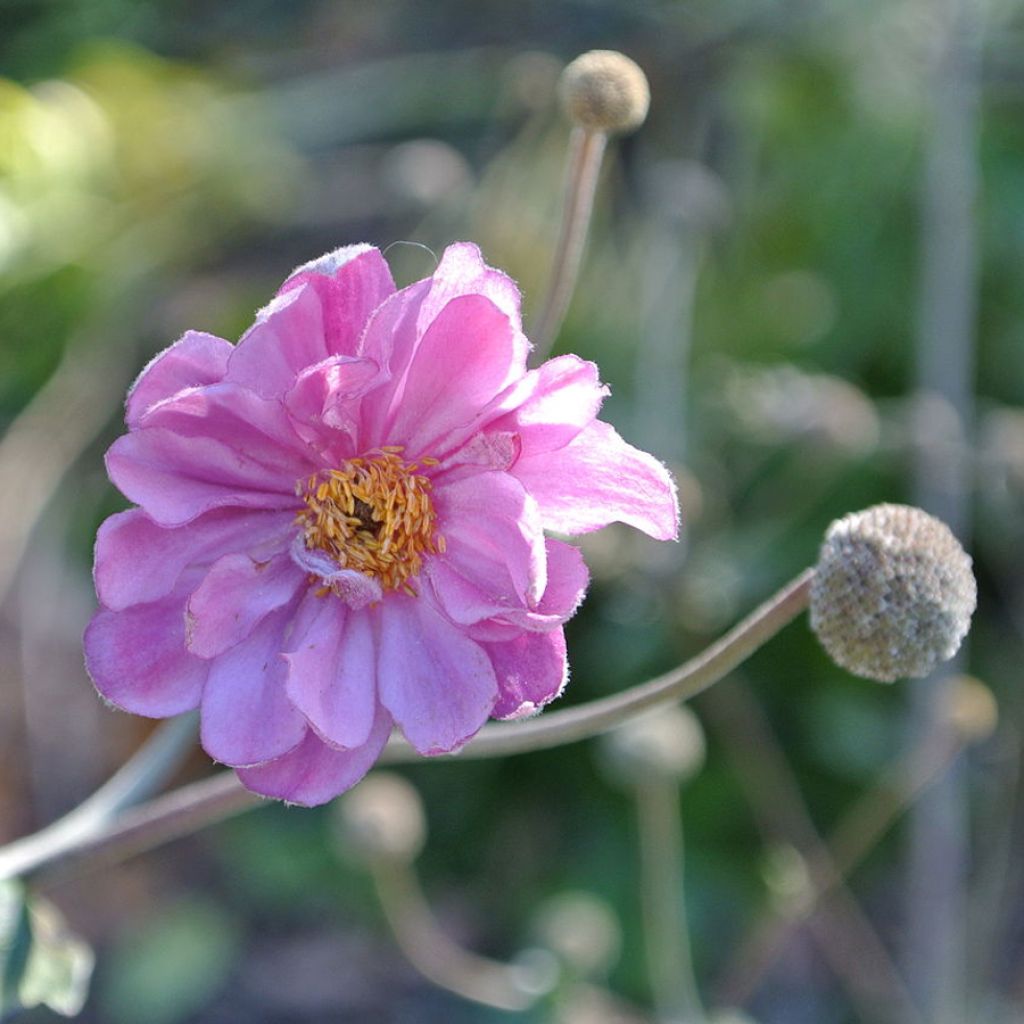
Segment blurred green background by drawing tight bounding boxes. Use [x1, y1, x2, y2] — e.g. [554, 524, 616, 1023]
[2, 0, 1024, 1021]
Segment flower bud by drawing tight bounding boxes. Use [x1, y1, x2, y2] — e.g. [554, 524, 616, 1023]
[810, 504, 976, 682]
[559, 50, 650, 134]
[600, 705, 706, 786]
[945, 674, 998, 743]
[336, 772, 426, 863]
[532, 892, 621, 977]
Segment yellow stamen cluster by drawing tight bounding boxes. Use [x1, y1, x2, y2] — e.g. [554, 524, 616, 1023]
[296, 447, 443, 598]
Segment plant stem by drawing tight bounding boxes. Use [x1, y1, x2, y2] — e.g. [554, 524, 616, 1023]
[371, 856, 547, 1011]
[635, 775, 705, 1023]
[0, 714, 198, 882]
[0, 570, 813, 887]
[530, 127, 608, 360]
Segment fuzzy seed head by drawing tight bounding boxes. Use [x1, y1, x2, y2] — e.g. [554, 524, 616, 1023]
[810, 504, 976, 682]
[336, 772, 426, 863]
[559, 50, 650, 134]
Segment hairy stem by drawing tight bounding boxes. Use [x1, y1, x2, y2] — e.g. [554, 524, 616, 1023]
[0, 570, 813, 887]
[530, 127, 608, 360]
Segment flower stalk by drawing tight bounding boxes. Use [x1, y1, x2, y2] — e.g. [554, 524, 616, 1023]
[530, 126, 608, 359]
[0, 569, 814, 886]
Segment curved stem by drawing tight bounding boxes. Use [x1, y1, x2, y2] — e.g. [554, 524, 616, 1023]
[371, 856, 547, 1011]
[2, 569, 813, 887]
[530, 127, 608, 360]
[0, 714, 198, 883]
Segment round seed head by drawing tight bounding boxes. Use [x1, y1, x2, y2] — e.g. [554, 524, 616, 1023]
[810, 504, 976, 682]
[336, 772, 426, 863]
[559, 50, 651, 134]
[600, 704, 706, 786]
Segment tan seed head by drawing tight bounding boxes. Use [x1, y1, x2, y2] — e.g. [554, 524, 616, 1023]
[559, 50, 651, 134]
[810, 504, 976, 682]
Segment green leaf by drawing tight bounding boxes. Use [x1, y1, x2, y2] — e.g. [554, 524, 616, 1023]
[0, 879, 95, 1018]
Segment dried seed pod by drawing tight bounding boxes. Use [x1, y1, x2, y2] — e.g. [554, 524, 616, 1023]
[559, 50, 650, 134]
[810, 504, 976, 682]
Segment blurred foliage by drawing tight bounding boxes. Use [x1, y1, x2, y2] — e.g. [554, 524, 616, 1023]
[2, 0, 1024, 1022]
[0, 881, 93, 1017]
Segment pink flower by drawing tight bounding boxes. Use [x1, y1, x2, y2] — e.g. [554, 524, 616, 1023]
[84, 243, 678, 805]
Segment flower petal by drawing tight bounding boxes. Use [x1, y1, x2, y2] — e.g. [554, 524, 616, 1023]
[280, 245, 395, 354]
[419, 242, 524, 336]
[106, 427, 300, 527]
[388, 295, 526, 454]
[139, 381, 311, 475]
[487, 355, 608, 456]
[84, 580, 207, 717]
[498, 539, 590, 632]
[200, 602, 307, 767]
[485, 628, 568, 720]
[513, 420, 679, 540]
[186, 552, 303, 659]
[226, 285, 327, 399]
[126, 331, 233, 427]
[377, 595, 497, 755]
[237, 706, 393, 807]
[94, 507, 293, 612]
[284, 596, 376, 750]
[433, 470, 546, 606]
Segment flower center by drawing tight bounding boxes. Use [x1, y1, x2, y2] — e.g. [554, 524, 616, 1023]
[296, 447, 443, 597]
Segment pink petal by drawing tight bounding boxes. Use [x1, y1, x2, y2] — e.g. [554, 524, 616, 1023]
[94, 507, 293, 612]
[106, 427, 300, 527]
[186, 552, 303, 659]
[84, 580, 207, 717]
[279, 245, 395, 356]
[419, 242, 524, 337]
[283, 354, 383, 455]
[237, 706, 393, 807]
[355, 279, 433, 446]
[138, 382, 311, 476]
[283, 596, 376, 750]
[200, 602, 306, 767]
[432, 354, 604, 462]
[387, 295, 527, 454]
[498, 539, 590, 632]
[226, 285, 326, 399]
[487, 355, 608, 456]
[125, 331, 232, 428]
[377, 595, 497, 755]
[513, 420, 679, 540]
[289, 536, 384, 610]
[486, 628, 569, 720]
[433, 470, 546, 606]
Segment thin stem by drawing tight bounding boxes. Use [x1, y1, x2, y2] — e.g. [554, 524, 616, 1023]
[717, 729, 964, 1009]
[530, 127, 608, 360]
[0, 714, 198, 882]
[382, 568, 814, 762]
[2, 570, 813, 886]
[635, 776, 705, 1023]
[705, 682, 924, 1024]
[371, 857, 546, 1011]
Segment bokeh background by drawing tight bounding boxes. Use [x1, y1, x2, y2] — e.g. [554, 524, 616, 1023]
[2, 0, 1024, 1021]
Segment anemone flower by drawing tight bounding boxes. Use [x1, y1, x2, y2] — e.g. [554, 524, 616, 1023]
[85, 243, 678, 805]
